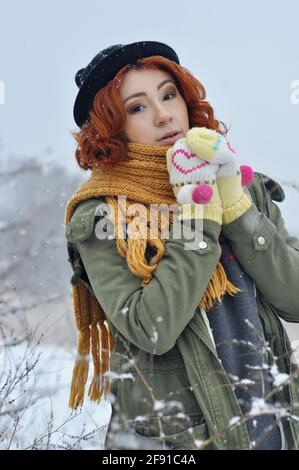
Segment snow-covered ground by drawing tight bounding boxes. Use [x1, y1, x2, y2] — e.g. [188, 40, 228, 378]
[0, 343, 112, 450]
[0, 327, 112, 450]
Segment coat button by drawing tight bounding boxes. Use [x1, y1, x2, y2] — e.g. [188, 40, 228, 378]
[198, 241, 208, 249]
[257, 236, 265, 245]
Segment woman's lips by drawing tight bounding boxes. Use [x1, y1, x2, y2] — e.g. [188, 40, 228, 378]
[160, 132, 182, 144]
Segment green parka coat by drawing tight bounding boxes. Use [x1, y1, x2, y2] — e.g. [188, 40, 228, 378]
[65, 172, 299, 450]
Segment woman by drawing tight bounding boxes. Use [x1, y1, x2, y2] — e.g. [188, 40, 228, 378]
[65, 41, 299, 450]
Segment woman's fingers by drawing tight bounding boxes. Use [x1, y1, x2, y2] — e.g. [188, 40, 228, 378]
[185, 127, 222, 162]
[187, 126, 218, 141]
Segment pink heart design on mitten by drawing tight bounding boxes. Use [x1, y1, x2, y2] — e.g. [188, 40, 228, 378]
[172, 146, 209, 176]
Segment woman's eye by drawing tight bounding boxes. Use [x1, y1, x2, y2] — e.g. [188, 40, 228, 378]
[129, 104, 144, 114]
[128, 91, 177, 114]
[164, 91, 176, 101]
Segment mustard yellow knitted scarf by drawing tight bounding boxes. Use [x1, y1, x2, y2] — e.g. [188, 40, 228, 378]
[65, 141, 241, 410]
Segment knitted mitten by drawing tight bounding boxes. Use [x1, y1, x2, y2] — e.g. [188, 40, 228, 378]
[166, 137, 223, 224]
[186, 127, 254, 224]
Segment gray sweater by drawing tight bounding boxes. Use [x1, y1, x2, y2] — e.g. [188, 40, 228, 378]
[202, 233, 284, 450]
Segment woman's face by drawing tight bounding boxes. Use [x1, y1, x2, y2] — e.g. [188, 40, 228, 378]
[120, 68, 190, 146]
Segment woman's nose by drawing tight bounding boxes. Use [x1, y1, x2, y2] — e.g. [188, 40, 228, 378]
[153, 104, 172, 124]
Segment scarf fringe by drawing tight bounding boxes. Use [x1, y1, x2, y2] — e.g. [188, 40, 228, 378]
[199, 261, 242, 312]
[69, 286, 116, 410]
[88, 322, 114, 402]
[68, 327, 90, 409]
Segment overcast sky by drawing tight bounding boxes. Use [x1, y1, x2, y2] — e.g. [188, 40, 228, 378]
[1, 0, 298, 232]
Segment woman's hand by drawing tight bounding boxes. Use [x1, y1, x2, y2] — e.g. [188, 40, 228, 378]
[186, 127, 254, 224]
[165, 135, 223, 224]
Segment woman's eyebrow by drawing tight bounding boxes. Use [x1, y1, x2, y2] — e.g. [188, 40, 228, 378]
[123, 79, 176, 104]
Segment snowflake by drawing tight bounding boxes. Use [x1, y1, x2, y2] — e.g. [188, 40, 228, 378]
[121, 306, 129, 316]
[229, 416, 241, 426]
[270, 363, 289, 387]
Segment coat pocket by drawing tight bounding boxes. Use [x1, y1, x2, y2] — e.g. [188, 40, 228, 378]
[133, 412, 212, 450]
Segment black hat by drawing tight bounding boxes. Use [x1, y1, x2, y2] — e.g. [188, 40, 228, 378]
[73, 40, 180, 128]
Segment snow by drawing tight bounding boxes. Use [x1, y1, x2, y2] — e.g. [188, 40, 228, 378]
[150, 328, 158, 344]
[229, 416, 241, 426]
[153, 399, 184, 413]
[121, 306, 129, 316]
[193, 438, 204, 448]
[0, 342, 112, 450]
[270, 363, 290, 388]
[239, 379, 255, 385]
[249, 398, 288, 418]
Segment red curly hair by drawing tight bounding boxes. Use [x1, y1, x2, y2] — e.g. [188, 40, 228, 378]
[71, 55, 230, 171]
